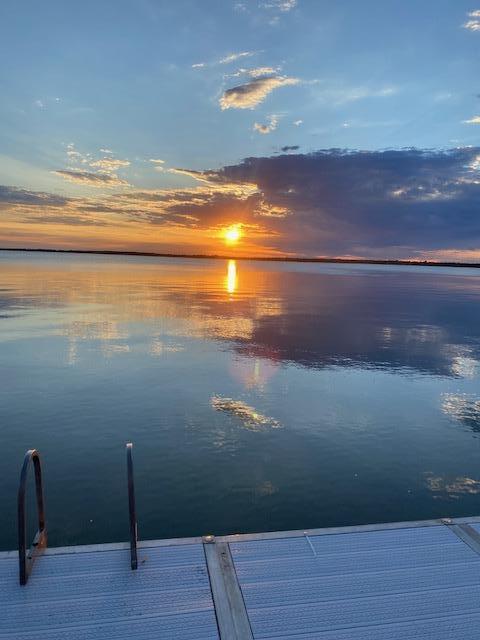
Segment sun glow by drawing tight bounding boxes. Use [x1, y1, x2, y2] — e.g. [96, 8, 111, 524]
[224, 224, 242, 245]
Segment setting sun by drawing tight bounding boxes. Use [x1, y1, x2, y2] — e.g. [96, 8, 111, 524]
[224, 224, 242, 245]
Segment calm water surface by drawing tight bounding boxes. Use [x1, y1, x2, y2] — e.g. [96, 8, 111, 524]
[1, 250, 480, 550]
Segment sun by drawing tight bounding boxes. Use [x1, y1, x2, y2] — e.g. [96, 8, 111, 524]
[223, 224, 242, 245]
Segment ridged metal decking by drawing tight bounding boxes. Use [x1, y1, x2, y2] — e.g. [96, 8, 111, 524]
[3, 517, 480, 639]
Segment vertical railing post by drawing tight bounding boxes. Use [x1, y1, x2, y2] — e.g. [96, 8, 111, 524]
[17, 449, 47, 585]
[126, 443, 138, 569]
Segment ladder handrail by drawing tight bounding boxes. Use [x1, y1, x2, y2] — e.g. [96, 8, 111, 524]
[126, 443, 138, 570]
[17, 449, 47, 585]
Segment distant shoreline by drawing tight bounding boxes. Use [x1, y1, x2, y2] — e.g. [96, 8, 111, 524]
[1, 247, 479, 269]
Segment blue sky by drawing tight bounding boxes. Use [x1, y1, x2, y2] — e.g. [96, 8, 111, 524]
[0, 0, 479, 258]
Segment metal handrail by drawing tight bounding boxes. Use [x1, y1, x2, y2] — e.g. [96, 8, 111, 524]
[126, 443, 138, 570]
[17, 449, 47, 585]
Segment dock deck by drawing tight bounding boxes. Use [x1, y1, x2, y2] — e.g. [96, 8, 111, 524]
[3, 516, 480, 639]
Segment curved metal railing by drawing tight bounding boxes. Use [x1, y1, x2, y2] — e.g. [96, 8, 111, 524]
[17, 449, 47, 585]
[17, 445, 138, 583]
[126, 443, 138, 570]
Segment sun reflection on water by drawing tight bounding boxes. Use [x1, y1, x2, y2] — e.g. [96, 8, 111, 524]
[226, 259, 237, 295]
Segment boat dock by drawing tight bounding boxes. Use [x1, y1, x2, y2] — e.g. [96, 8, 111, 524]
[5, 517, 480, 639]
[4, 448, 480, 638]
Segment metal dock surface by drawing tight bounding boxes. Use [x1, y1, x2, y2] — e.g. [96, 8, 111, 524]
[3, 517, 480, 639]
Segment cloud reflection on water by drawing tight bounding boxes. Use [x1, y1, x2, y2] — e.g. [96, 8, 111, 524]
[2, 252, 480, 544]
[424, 473, 480, 499]
[441, 393, 480, 430]
[0, 253, 479, 382]
[210, 395, 281, 431]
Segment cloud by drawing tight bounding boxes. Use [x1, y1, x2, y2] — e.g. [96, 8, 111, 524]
[293, 119, 303, 126]
[164, 147, 480, 258]
[0, 186, 70, 207]
[247, 66, 280, 77]
[226, 66, 281, 79]
[191, 53, 258, 71]
[0, 186, 117, 228]
[316, 85, 398, 106]
[89, 158, 130, 172]
[463, 10, 480, 31]
[280, 145, 299, 152]
[255, 201, 290, 217]
[463, 116, 480, 124]
[219, 51, 256, 64]
[53, 170, 130, 187]
[4, 147, 480, 261]
[66, 143, 91, 165]
[260, 0, 297, 12]
[253, 114, 279, 134]
[168, 167, 216, 183]
[220, 75, 299, 109]
[59, 145, 131, 186]
[465, 20, 480, 30]
[149, 158, 166, 172]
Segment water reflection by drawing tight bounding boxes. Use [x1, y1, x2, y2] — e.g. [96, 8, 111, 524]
[226, 259, 237, 295]
[451, 354, 479, 378]
[1, 253, 479, 379]
[441, 393, 480, 430]
[1, 251, 480, 548]
[210, 395, 281, 431]
[424, 473, 480, 499]
[229, 357, 279, 390]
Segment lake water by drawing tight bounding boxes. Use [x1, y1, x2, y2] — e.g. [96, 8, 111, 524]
[1, 250, 480, 550]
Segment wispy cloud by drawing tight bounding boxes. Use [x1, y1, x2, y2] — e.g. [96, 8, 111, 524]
[463, 115, 480, 124]
[463, 9, 480, 31]
[293, 119, 303, 126]
[247, 66, 279, 77]
[66, 143, 91, 164]
[167, 167, 215, 183]
[233, 0, 297, 24]
[59, 145, 131, 187]
[149, 158, 166, 171]
[0, 185, 70, 207]
[253, 114, 279, 134]
[191, 52, 258, 71]
[260, 0, 297, 12]
[220, 75, 299, 109]
[226, 66, 281, 79]
[89, 158, 130, 172]
[219, 51, 256, 64]
[33, 97, 63, 109]
[316, 85, 398, 106]
[53, 170, 130, 187]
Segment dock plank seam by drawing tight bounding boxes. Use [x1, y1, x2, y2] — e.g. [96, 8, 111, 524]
[447, 523, 480, 556]
[204, 541, 253, 640]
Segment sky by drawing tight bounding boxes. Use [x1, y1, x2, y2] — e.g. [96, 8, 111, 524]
[0, 0, 479, 260]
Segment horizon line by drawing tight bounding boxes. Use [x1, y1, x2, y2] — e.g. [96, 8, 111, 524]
[1, 246, 479, 269]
